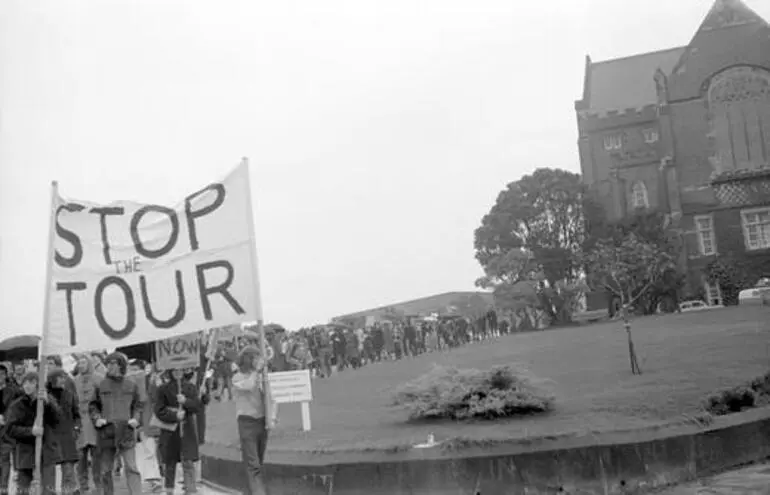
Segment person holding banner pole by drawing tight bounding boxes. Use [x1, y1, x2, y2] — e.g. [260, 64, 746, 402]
[155, 368, 201, 494]
[232, 346, 276, 495]
[240, 157, 272, 424]
[5, 372, 61, 495]
[31, 179, 61, 495]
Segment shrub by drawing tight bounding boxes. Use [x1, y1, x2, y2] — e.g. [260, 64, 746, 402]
[748, 371, 770, 396]
[392, 364, 553, 421]
[704, 386, 757, 415]
[702, 370, 770, 416]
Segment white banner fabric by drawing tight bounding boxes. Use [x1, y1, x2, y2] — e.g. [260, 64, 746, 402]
[43, 162, 259, 355]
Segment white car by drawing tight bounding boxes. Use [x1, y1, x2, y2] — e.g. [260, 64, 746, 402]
[739, 277, 770, 305]
[679, 300, 723, 312]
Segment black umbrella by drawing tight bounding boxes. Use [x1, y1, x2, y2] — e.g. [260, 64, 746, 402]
[0, 335, 41, 361]
[116, 341, 156, 362]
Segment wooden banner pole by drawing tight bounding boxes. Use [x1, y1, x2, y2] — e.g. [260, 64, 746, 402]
[240, 158, 273, 426]
[35, 180, 59, 494]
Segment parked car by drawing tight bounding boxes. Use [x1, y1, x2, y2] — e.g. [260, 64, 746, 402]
[739, 277, 770, 306]
[678, 300, 723, 312]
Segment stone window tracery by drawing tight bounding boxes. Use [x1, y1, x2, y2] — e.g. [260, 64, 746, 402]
[707, 66, 770, 173]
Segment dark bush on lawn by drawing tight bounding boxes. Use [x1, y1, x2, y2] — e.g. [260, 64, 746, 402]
[748, 371, 770, 396]
[704, 386, 756, 415]
[392, 364, 553, 421]
[703, 371, 770, 416]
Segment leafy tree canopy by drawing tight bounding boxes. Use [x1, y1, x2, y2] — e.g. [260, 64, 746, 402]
[582, 233, 676, 308]
[474, 168, 597, 323]
[585, 210, 684, 314]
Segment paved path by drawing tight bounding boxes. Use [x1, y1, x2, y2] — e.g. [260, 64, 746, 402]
[658, 463, 770, 494]
[6, 472, 235, 494]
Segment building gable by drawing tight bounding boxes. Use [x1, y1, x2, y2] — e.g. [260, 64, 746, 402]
[667, 0, 770, 102]
[579, 48, 684, 115]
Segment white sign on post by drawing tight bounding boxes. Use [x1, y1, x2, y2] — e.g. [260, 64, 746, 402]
[268, 369, 313, 431]
[43, 162, 260, 355]
[156, 332, 201, 370]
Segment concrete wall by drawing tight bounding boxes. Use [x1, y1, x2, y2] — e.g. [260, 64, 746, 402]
[202, 410, 770, 495]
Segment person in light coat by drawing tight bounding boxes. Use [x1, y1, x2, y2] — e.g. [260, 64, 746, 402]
[232, 346, 277, 495]
[73, 354, 104, 493]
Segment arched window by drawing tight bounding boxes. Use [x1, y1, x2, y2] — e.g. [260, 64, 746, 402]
[707, 66, 770, 172]
[631, 181, 649, 209]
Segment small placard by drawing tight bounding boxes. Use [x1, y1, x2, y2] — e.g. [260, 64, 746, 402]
[268, 369, 313, 404]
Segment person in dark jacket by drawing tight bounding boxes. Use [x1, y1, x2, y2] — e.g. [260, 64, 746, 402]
[0, 363, 22, 493]
[155, 368, 202, 494]
[89, 352, 144, 495]
[5, 371, 61, 495]
[47, 368, 82, 495]
[46, 355, 78, 397]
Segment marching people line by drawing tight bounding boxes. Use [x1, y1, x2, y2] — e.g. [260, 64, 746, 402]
[0, 342, 276, 495]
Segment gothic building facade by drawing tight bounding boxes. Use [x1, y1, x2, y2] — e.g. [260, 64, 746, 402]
[575, 0, 770, 304]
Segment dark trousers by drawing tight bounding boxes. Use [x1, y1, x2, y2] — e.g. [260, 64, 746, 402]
[16, 465, 56, 495]
[237, 416, 269, 495]
[78, 445, 100, 492]
[317, 349, 332, 377]
[0, 443, 11, 494]
[163, 460, 196, 493]
[98, 446, 142, 495]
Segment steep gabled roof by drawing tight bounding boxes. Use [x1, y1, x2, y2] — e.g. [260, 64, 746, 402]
[667, 0, 770, 101]
[698, 0, 766, 32]
[583, 47, 685, 114]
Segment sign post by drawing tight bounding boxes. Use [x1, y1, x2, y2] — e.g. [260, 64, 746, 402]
[240, 158, 273, 426]
[268, 369, 313, 431]
[34, 181, 59, 495]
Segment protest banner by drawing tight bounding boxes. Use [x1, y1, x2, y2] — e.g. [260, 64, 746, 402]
[155, 332, 202, 370]
[41, 161, 261, 355]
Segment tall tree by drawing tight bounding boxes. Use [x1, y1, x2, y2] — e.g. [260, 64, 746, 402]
[582, 233, 677, 374]
[585, 211, 683, 314]
[474, 168, 595, 324]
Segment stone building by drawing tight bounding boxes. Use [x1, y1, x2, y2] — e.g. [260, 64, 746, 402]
[575, 0, 770, 303]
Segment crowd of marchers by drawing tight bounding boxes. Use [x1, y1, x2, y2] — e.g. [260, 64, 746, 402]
[0, 352, 214, 495]
[209, 311, 508, 396]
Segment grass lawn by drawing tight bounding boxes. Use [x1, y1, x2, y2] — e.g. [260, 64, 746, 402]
[204, 305, 770, 454]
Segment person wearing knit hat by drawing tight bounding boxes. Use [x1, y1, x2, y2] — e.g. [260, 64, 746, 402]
[90, 352, 144, 495]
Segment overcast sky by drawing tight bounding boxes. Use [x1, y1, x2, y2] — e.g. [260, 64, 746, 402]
[1, 0, 769, 334]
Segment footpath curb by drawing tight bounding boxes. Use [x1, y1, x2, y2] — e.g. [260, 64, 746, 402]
[201, 408, 770, 494]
